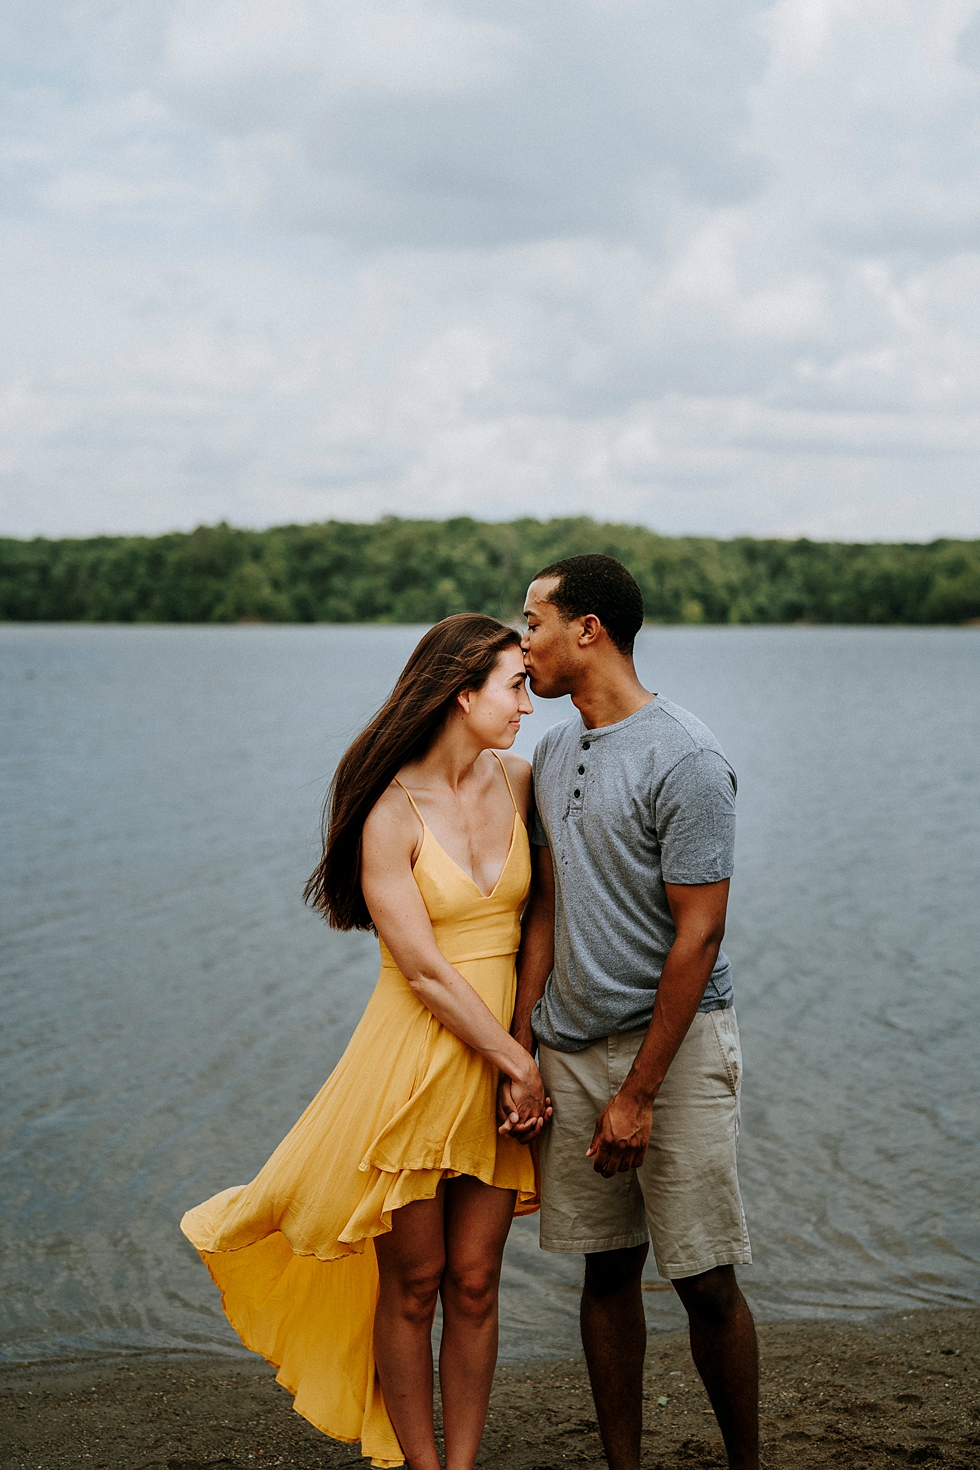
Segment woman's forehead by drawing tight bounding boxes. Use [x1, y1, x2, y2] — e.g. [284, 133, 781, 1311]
[495, 645, 527, 674]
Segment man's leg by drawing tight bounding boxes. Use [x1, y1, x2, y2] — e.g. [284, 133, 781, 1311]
[580, 1242, 649, 1470]
[636, 1010, 756, 1468]
[537, 1038, 651, 1469]
[672, 1265, 758, 1470]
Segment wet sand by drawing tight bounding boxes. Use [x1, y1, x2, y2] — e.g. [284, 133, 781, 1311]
[2, 1308, 977, 1469]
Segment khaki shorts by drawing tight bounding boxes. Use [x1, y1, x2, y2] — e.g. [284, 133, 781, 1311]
[537, 1009, 751, 1280]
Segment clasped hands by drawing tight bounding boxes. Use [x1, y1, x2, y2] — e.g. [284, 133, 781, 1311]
[496, 1069, 552, 1141]
[497, 1030, 552, 1141]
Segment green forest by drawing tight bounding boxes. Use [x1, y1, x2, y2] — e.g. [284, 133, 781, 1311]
[2, 517, 979, 625]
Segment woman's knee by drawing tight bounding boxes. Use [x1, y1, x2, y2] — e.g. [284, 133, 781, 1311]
[380, 1261, 444, 1325]
[442, 1261, 499, 1323]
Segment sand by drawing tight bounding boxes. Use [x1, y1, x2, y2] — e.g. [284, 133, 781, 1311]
[2, 1308, 977, 1469]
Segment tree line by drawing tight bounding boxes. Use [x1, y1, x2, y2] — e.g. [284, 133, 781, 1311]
[1, 517, 978, 625]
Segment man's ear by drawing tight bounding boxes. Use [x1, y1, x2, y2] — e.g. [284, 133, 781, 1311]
[577, 614, 603, 647]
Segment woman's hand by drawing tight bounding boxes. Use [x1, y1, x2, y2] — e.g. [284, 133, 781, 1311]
[497, 1060, 552, 1141]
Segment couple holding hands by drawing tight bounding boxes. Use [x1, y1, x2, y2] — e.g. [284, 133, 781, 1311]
[182, 554, 757, 1470]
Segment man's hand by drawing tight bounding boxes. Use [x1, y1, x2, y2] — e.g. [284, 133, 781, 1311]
[586, 1086, 654, 1177]
[584, 878, 730, 1179]
[497, 1074, 553, 1140]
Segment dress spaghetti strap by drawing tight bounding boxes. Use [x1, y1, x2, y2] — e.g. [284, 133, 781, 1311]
[393, 777, 426, 825]
[491, 751, 520, 816]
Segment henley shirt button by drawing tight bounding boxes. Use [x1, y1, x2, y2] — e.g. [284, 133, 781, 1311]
[573, 788, 581, 798]
[577, 765, 585, 774]
[582, 742, 591, 749]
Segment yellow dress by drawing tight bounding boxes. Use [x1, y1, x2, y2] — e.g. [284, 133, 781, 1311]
[180, 761, 538, 1467]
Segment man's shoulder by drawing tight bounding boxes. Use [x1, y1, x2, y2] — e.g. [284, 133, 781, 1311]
[646, 697, 727, 761]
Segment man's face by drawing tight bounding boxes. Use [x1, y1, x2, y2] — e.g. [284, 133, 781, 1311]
[521, 578, 577, 698]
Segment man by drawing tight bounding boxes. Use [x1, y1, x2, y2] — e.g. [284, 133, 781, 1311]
[505, 553, 758, 1470]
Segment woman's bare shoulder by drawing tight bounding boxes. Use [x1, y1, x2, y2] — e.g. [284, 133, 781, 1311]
[362, 780, 420, 848]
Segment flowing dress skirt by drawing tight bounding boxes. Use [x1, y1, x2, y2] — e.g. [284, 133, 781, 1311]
[181, 950, 538, 1467]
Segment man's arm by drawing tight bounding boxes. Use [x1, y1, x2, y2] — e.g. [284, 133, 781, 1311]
[513, 843, 556, 1051]
[586, 877, 730, 1177]
[498, 844, 556, 1137]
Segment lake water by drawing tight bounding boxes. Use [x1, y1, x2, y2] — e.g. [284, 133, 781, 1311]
[1, 624, 978, 1365]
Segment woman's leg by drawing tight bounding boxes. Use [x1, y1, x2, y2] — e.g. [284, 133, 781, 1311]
[373, 1186, 447, 1470]
[438, 1177, 516, 1470]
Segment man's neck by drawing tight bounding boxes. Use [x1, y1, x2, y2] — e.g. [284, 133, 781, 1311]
[570, 662, 655, 731]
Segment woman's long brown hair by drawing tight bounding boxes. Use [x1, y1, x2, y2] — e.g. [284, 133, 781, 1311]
[304, 614, 523, 931]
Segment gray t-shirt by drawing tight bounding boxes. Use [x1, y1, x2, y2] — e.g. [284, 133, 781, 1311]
[530, 696, 736, 1053]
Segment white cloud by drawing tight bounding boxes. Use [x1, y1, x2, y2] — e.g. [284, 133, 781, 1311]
[0, 1, 979, 541]
[166, 0, 523, 99]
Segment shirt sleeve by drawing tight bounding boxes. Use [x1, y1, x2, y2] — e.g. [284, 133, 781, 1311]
[530, 802, 549, 848]
[654, 748, 736, 884]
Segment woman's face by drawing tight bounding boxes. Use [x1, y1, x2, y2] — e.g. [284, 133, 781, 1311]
[459, 646, 533, 748]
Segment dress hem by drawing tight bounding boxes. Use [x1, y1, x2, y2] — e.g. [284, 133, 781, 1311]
[181, 1165, 539, 1262]
[192, 1242, 405, 1467]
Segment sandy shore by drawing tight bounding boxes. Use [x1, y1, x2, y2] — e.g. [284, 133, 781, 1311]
[2, 1307, 977, 1469]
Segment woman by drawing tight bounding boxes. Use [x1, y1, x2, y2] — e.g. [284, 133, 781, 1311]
[181, 615, 550, 1470]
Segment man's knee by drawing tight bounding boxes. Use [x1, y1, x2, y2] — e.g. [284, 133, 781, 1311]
[584, 1242, 649, 1298]
[672, 1264, 745, 1326]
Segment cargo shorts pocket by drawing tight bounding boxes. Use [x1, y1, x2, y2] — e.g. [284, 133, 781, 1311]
[709, 1008, 742, 1100]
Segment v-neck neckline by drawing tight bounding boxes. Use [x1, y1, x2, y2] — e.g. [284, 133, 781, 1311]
[417, 812, 520, 901]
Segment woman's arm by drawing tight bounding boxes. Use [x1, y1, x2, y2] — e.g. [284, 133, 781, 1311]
[360, 786, 548, 1122]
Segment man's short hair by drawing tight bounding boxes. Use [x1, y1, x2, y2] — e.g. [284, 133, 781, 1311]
[533, 554, 645, 655]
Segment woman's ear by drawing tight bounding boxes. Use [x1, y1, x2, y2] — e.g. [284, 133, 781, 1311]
[456, 687, 473, 715]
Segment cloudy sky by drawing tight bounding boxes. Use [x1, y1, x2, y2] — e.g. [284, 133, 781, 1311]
[3, 1, 980, 541]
